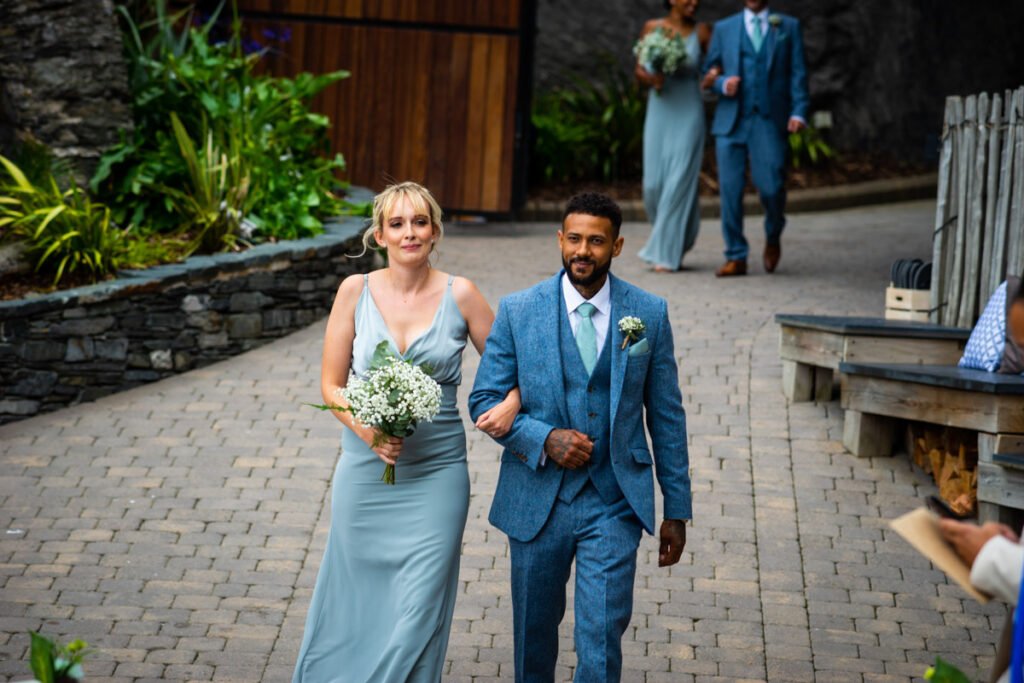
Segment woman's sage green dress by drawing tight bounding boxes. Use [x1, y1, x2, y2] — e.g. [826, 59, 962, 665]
[292, 274, 470, 683]
[638, 30, 705, 271]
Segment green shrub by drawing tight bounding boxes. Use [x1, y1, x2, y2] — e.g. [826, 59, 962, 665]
[91, 1, 355, 241]
[530, 62, 646, 185]
[158, 112, 252, 254]
[0, 153, 125, 286]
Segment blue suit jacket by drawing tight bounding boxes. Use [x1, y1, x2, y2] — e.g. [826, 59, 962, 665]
[469, 272, 691, 543]
[703, 12, 809, 136]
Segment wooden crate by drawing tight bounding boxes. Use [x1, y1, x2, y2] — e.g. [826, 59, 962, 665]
[885, 286, 931, 322]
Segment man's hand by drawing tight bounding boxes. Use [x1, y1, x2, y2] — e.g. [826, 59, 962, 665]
[723, 76, 741, 97]
[543, 429, 592, 469]
[787, 117, 806, 134]
[938, 518, 1019, 567]
[659, 519, 687, 567]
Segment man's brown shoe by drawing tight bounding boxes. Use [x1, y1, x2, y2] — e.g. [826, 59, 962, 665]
[715, 259, 747, 277]
[763, 243, 781, 273]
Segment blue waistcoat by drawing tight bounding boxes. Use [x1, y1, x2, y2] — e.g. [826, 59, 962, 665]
[558, 301, 623, 505]
[740, 29, 771, 119]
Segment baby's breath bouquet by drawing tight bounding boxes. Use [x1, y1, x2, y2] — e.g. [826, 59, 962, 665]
[633, 27, 689, 78]
[308, 341, 442, 484]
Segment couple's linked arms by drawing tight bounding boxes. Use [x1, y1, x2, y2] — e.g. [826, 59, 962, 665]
[701, 16, 809, 131]
[469, 299, 555, 470]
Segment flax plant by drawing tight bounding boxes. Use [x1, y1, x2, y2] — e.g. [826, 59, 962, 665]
[0, 154, 124, 286]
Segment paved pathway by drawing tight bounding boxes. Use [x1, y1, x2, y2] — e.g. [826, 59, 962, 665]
[0, 201, 1007, 682]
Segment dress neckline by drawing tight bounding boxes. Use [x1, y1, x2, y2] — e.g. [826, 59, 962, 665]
[363, 274, 451, 356]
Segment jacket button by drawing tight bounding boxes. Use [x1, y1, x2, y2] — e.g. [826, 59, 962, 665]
[588, 412, 597, 418]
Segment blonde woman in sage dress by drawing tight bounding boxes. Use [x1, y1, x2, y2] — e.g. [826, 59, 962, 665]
[636, 0, 711, 272]
[292, 182, 519, 682]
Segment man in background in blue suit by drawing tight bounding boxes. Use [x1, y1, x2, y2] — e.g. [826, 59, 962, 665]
[469, 193, 691, 682]
[703, 0, 809, 277]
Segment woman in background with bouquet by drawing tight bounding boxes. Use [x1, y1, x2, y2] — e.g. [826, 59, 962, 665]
[292, 182, 520, 682]
[635, 0, 712, 272]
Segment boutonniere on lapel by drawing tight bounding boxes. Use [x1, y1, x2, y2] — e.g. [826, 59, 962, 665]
[768, 14, 782, 28]
[618, 316, 646, 350]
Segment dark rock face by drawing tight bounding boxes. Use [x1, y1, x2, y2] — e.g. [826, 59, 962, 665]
[533, 0, 1024, 161]
[0, 0, 133, 177]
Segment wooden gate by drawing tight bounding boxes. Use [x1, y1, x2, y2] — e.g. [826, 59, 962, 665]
[234, 1, 535, 214]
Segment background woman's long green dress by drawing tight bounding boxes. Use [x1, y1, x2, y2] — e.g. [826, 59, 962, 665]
[638, 31, 705, 271]
[292, 274, 470, 683]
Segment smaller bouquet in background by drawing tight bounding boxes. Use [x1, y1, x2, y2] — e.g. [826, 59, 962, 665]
[633, 27, 689, 81]
[307, 341, 441, 484]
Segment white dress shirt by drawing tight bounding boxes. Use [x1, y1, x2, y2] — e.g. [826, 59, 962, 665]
[562, 273, 611, 354]
[744, 7, 769, 44]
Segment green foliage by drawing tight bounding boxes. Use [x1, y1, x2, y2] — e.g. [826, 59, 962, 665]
[91, 0, 353, 241]
[531, 62, 646, 185]
[0, 154, 125, 286]
[29, 631, 90, 683]
[158, 112, 251, 254]
[923, 656, 971, 683]
[788, 124, 836, 169]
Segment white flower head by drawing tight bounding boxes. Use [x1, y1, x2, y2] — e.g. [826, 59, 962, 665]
[769, 14, 782, 27]
[618, 316, 646, 349]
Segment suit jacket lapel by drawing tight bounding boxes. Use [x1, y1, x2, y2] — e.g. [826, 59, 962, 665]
[732, 14, 743, 67]
[609, 274, 629, 427]
[766, 19, 779, 71]
[549, 271, 571, 426]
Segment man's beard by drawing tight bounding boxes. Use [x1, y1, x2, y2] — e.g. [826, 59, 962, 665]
[563, 255, 611, 288]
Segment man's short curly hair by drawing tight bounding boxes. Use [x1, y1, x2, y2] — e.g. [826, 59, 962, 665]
[562, 192, 623, 238]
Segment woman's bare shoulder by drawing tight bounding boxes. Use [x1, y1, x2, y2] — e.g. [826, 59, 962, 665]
[640, 18, 664, 37]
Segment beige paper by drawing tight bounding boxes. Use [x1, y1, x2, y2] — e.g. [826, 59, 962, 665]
[889, 507, 991, 603]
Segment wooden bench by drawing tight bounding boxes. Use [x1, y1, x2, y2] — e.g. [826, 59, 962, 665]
[839, 362, 1024, 523]
[776, 314, 969, 402]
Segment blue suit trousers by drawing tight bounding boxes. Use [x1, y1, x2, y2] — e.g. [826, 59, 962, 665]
[509, 482, 643, 682]
[715, 113, 788, 261]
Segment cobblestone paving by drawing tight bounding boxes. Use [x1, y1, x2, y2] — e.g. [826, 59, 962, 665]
[0, 201, 1007, 682]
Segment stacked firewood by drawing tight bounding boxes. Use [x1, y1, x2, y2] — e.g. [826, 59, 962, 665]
[909, 423, 978, 516]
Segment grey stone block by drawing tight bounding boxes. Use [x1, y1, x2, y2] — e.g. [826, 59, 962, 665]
[263, 310, 293, 330]
[227, 314, 262, 339]
[198, 332, 230, 349]
[95, 338, 129, 361]
[9, 370, 58, 397]
[150, 350, 173, 370]
[20, 340, 66, 361]
[65, 337, 95, 362]
[0, 398, 40, 415]
[230, 292, 271, 312]
[54, 316, 114, 335]
[181, 294, 211, 313]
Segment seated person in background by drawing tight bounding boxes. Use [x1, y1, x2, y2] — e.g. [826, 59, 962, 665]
[939, 518, 1022, 683]
[959, 275, 1024, 375]
[1002, 277, 1024, 373]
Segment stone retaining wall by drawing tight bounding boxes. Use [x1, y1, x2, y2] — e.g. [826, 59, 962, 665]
[0, 214, 375, 425]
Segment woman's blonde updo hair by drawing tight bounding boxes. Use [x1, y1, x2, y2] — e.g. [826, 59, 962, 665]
[360, 181, 444, 256]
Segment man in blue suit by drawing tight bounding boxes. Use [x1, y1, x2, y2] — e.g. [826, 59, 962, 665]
[703, 0, 809, 277]
[469, 193, 691, 682]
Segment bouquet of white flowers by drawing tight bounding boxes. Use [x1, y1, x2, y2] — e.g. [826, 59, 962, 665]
[633, 27, 689, 77]
[308, 341, 442, 484]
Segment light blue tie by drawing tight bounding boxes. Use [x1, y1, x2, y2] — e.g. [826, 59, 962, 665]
[575, 302, 598, 374]
[751, 16, 764, 52]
